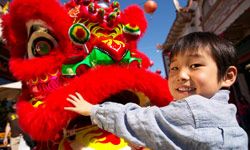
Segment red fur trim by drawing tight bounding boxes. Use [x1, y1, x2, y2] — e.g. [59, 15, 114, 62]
[9, 52, 65, 80]
[17, 66, 172, 140]
[121, 5, 147, 35]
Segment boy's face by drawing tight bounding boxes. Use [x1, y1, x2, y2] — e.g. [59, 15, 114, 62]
[168, 48, 224, 100]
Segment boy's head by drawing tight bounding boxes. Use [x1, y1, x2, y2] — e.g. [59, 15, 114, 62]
[168, 32, 237, 100]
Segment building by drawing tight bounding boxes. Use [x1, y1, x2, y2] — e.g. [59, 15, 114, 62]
[162, 0, 250, 144]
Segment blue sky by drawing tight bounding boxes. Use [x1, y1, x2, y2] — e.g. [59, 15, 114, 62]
[60, 0, 179, 77]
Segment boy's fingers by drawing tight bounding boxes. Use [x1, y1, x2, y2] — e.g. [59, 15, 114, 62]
[66, 98, 77, 106]
[68, 94, 78, 101]
[64, 107, 76, 112]
[75, 92, 84, 101]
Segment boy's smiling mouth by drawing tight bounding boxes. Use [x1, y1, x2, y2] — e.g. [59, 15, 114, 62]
[176, 86, 196, 92]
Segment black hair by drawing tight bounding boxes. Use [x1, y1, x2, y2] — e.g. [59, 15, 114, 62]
[169, 32, 237, 81]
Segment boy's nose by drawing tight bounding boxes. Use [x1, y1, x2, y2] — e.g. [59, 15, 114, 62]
[177, 69, 190, 81]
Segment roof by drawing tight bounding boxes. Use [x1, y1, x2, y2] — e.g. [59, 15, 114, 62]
[162, 0, 250, 54]
[162, 11, 193, 53]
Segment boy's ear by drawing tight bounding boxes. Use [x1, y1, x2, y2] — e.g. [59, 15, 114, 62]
[221, 66, 237, 87]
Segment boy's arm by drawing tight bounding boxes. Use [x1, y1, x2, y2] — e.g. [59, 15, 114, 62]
[90, 101, 195, 149]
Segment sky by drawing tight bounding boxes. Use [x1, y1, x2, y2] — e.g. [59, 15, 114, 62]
[60, 0, 180, 77]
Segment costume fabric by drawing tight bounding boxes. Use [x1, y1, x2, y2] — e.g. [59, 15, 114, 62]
[91, 90, 248, 150]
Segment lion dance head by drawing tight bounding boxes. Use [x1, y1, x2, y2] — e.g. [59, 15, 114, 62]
[2, 0, 172, 149]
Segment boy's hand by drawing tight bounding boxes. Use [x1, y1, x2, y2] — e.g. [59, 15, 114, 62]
[64, 92, 93, 116]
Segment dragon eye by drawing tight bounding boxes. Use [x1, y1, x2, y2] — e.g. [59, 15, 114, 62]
[27, 25, 57, 58]
[32, 37, 53, 57]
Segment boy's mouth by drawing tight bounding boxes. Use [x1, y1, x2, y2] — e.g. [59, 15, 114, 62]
[176, 87, 196, 92]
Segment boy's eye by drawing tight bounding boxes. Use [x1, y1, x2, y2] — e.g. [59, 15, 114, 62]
[170, 66, 178, 71]
[190, 64, 202, 69]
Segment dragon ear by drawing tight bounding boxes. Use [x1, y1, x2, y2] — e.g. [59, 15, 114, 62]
[122, 5, 147, 36]
[2, 0, 72, 57]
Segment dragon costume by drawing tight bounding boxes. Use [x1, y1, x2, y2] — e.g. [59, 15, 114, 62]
[2, 0, 173, 149]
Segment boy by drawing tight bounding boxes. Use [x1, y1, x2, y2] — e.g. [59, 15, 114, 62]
[64, 32, 248, 149]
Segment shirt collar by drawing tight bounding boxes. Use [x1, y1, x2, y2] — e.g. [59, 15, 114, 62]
[210, 90, 230, 102]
